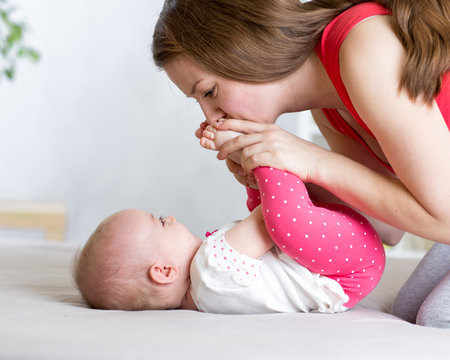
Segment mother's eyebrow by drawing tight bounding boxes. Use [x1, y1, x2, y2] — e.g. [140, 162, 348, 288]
[190, 79, 203, 96]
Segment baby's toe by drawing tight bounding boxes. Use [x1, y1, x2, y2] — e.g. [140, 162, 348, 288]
[200, 137, 217, 150]
[202, 128, 216, 140]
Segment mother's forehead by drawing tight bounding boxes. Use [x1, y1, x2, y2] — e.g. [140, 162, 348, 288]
[164, 55, 217, 95]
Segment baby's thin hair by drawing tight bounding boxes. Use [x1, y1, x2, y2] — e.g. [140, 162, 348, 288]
[72, 222, 169, 311]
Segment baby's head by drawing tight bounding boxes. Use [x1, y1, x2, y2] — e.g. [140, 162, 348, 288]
[73, 209, 201, 310]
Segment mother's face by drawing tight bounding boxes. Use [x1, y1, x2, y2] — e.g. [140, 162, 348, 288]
[164, 55, 283, 124]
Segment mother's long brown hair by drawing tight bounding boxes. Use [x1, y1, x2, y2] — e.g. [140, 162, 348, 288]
[152, 0, 449, 103]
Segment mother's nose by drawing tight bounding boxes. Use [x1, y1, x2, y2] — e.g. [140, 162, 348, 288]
[200, 103, 226, 124]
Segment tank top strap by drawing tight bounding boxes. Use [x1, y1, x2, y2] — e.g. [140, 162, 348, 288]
[315, 2, 393, 172]
[315, 2, 391, 137]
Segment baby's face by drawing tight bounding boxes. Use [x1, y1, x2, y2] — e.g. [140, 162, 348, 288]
[143, 212, 202, 261]
[107, 209, 201, 266]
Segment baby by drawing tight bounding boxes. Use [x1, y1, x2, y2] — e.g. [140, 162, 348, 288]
[74, 127, 385, 313]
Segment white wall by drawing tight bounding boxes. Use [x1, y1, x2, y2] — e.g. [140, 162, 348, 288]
[0, 0, 263, 242]
[0, 0, 427, 254]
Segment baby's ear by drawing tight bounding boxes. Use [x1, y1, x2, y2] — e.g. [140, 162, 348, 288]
[148, 263, 179, 284]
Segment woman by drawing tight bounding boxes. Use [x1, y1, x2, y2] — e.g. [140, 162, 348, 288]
[152, 0, 449, 327]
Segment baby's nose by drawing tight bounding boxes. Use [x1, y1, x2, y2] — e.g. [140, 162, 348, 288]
[163, 215, 176, 223]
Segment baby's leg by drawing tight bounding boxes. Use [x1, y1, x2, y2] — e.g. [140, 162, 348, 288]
[254, 166, 385, 307]
[200, 125, 242, 165]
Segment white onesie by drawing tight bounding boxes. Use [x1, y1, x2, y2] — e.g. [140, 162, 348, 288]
[189, 222, 349, 314]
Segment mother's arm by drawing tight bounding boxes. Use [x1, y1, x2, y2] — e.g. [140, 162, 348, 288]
[335, 14, 450, 244]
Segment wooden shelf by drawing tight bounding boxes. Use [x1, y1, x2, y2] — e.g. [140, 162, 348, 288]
[0, 201, 66, 242]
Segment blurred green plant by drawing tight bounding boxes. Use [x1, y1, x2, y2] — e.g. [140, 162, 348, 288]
[0, 0, 40, 81]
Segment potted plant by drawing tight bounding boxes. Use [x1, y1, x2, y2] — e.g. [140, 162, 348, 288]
[0, 0, 39, 81]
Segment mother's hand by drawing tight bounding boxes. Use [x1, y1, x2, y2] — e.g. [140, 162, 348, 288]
[216, 119, 329, 183]
[225, 157, 258, 189]
[194, 121, 208, 140]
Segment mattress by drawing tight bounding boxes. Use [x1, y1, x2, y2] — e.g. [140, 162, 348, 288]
[0, 239, 449, 360]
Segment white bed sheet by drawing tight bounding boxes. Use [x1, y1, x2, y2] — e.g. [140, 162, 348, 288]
[0, 239, 449, 360]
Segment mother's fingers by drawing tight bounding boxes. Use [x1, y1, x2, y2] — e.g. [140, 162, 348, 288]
[240, 150, 279, 173]
[225, 158, 258, 189]
[217, 132, 266, 160]
[225, 157, 246, 176]
[215, 119, 273, 134]
[195, 127, 203, 139]
[195, 121, 208, 139]
[238, 140, 287, 173]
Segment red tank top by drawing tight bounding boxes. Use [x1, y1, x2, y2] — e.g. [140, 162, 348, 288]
[315, 2, 449, 173]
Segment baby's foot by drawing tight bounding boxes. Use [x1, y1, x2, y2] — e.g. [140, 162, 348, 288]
[200, 124, 242, 165]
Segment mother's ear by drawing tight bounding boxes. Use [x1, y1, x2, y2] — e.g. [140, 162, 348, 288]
[148, 263, 179, 284]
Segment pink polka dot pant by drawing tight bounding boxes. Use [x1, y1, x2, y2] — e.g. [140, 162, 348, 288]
[250, 167, 385, 307]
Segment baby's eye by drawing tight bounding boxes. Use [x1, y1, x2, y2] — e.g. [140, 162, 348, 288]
[159, 216, 165, 226]
[202, 86, 215, 98]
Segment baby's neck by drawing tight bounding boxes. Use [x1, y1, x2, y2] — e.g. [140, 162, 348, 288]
[180, 283, 198, 311]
